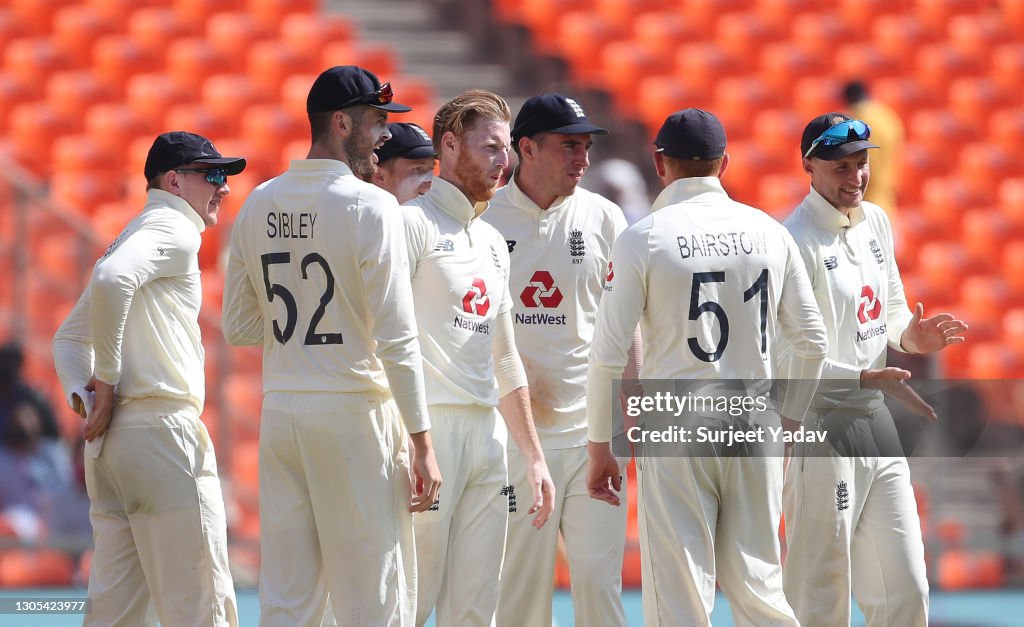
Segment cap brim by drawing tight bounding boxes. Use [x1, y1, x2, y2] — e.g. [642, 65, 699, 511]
[546, 122, 609, 135]
[377, 145, 436, 164]
[811, 140, 879, 161]
[192, 157, 247, 175]
[370, 102, 413, 113]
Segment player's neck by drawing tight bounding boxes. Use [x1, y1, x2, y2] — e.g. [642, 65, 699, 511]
[515, 171, 557, 211]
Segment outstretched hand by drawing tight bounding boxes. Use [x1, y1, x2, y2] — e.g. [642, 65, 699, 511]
[861, 367, 938, 421]
[900, 303, 967, 354]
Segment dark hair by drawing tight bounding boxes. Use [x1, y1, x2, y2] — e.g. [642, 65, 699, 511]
[662, 155, 724, 179]
[842, 81, 869, 105]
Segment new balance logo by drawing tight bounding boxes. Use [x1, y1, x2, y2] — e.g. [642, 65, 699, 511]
[520, 270, 563, 308]
[501, 485, 517, 513]
[836, 481, 850, 511]
[506, 240, 517, 254]
[824, 256, 838, 270]
[429, 498, 439, 512]
[434, 239, 454, 252]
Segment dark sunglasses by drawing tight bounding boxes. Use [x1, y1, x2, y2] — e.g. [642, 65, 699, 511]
[338, 82, 394, 108]
[803, 120, 871, 158]
[175, 168, 229, 186]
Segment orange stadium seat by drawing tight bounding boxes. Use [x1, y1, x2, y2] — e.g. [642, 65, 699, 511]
[632, 12, 703, 58]
[758, 43, 828, 95]
[0, 75, 39, 134]
[1002, 240, 1024, 298]
[834, 43, 905, 82]
[319, 41, 399, 84]
[988, 108, 1024, 156]
[958, 274, 1008, 327]
[948, 79, 1015, 133]
[45, 72, 115, 123]
[957, 143, 1019, 203]
[916, 241, 967, 296]
[92, 36, 162, 97]
[555, 12, 629, 86]
[717, 140, 780, 205]
[634, 75, 705, 134]
[790, 12, 856, 58]
[224, 372, 263, 424]
[280, 73, 319, 121]
[871, 14, 939, 61]
[163, 103, 222, 143]
[200, 74, 267, 136]
[508, 0, 591, 54]
[246, 0, 316, 31]
[870, 78, 938, 125]
[595, 0, 673, 27]
[1003, 308, 1024, 358]
[898, 145, 951, 206]
[125, 73, 193, 126]
[127, 8, 196, 58]
[86, 102, 152, 156]
[839, 0, 912, 29]
[205, 11, 272, 69]
[679, 0, 753, 31]
[246, 40, 318, 94]
[278, 13, 356, 60]
[173, 0, 246, 32]
[713, 77, 781, 143]
[1001, 0, 1024, 30]
[907, 109, 977, 155]
[915, 0, 989, 34]
[50, 134, 115, 184]
[998, 179, 1024, 235]
[86, 0, 161, 29]
[51, 5, 119, 62]
[962, 343, 1016, 381]
[49, 171, 124, 217]
[0, 10, 30, 51]
[4, 38, 73, 90]
[752, 109, 805, 166]
[8, 102, 77, 177]
[991, 44, 1024, 103]
[948, 13, 1012, 62]
[914, 43, 983, 94]
[919, 177, 984, 239]
[754, 0, 836, 30]
[165, 39, 231, 98]
[8, 0, 65, 35]
[715, 13, 786, 61]
[674, 43, 746, 94]
[757, 174, 806, 220]
[600, 42, 672, 116]
[791, 76, 843, 121]
[239, 105, 305, 169]
[0, 549, 74, 587]
[92, 201, 137, 243]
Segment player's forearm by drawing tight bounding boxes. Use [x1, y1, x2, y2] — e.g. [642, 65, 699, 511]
[622, 326, 643, 382]
[379, 340, 431, 435]
[498, 386, 544, 462]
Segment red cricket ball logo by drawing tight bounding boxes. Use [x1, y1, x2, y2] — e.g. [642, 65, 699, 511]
[857, 285, 882, 324]
[462, 277, 490, 316]
[520, 270, 563, 308]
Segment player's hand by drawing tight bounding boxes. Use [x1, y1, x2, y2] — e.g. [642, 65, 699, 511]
[861, 367, 938, 421]
[408, 431, 442, 513]
[586, 440, 622, 507]
[525, 456, 555, 529]
[900, 303, 968, 354]
[781, 415, 801, 475]
[84, 377, 115, 442]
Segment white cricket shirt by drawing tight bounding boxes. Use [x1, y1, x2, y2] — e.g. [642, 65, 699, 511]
[404, 177, 514, 408]
[783, 187, 914, 408]
[53, 189, 208, 411]
[486, 177, 627, 449]
[587, 177, 828, 442]
[222, 159, 430, 434]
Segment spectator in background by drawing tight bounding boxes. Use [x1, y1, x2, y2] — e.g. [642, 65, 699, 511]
[843, 80, 905, 220]
[584, 158, 650, 225]
[0, 341, 60, 440]
[372, 122, 437, 204]
[0, 400, 72, 543]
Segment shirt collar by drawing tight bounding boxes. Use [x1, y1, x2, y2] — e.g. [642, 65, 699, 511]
[426, 176, 490, 223]
[801, 185, 866, 232]
[145, 188, 206, 233]
[287, 159, 354, 176]
[650, 176, 728, 213]
[507, 172, 571, 214]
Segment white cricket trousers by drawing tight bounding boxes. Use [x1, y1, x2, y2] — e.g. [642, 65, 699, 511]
[495, 445, 627, 627]
[414, 405, 508, 627]
[84, 398, 237, 627]
[637, 454, 797, 627]
[259, 392, 415, 627]
[783, 405, 928, 627]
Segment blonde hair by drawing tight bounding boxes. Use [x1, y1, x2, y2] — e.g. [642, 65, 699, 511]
[432, 89, 511, 152]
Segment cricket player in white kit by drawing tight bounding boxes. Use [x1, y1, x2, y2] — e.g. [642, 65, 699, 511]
[371, 122, 436, 204]
[781, 113, 968, 627]
[402, 90, 555, 627]
[586, 109, 829, 627]
[488, 93, 635, 627]
[221, 66, 442, 627]
[52, 131, 245, 626]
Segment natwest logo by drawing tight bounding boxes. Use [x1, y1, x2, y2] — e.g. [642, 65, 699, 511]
[606, 261, 614, 283]
[520, 271, 563, 308]
[857, 285, 882, 324]
[462, 278, 490, 316]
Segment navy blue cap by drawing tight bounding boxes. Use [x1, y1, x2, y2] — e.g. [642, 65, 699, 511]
[654, 109, 726, 160]
[800, 112, 879, 161]
[375, 122, 436, 164]
[144, 131, 245, 181]
[511, 93, 608, 141]
[306, 65, 412, 113]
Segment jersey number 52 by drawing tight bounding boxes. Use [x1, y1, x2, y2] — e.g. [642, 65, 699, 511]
[261, 252, 343, 345]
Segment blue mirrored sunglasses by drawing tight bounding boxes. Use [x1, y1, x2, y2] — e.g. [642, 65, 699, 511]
[803, 120, 871, 158]
[175, 168, 228, 186]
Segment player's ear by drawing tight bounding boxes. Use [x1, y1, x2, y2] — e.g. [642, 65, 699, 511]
[371, 165, 386, 186]
[717, 153, 730, 179]
[441, 131, 458, 157]
[653, 151, 666, 178]
[801, 157, 814, 176]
